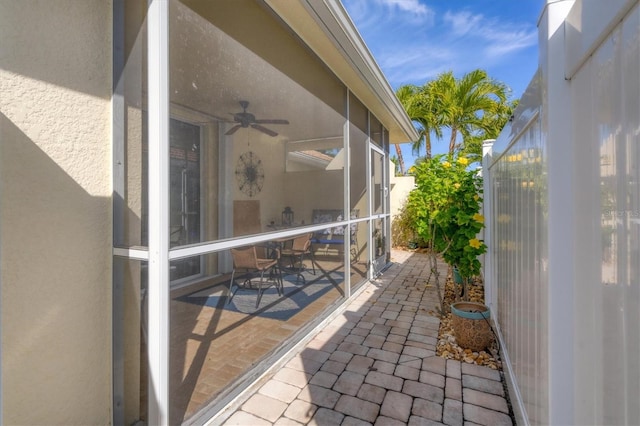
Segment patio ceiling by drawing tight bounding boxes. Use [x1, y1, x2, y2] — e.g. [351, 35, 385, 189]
[176, 0, 418, 145]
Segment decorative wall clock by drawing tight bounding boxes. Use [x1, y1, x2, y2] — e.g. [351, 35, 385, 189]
[235, 151, 264, 197]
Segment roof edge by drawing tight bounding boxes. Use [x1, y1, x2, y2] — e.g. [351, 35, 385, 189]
[264, 0, 418, 144]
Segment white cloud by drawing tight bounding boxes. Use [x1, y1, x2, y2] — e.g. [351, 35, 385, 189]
[375, 0, 432, 16]
[343, 1, 538, 90]
[484, 30, 537, 57]
[442, 10, 537, 61]
[345, 0, 434, 29]
[443, 10, 484, 37]
[379, 45, 451, 72]
[376, 44, 456, 86]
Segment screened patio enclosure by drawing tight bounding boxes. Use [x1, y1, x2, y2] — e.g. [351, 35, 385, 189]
[111, 0, 416, 424]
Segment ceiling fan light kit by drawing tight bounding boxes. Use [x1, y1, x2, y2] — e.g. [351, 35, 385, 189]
[225, 100, 289, 137]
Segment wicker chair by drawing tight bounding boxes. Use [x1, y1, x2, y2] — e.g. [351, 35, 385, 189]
[280, 232, 316, 276]
[228, 246, 283, 308]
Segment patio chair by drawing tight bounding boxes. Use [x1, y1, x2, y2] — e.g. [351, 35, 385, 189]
[280, 232, 316, 276]
[228, 245, 283, 308]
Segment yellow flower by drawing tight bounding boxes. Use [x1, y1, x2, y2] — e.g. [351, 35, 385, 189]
[442, 161, 451, 168]
[458, 157, 469, 166]
[473, 213, 484, 223]
[453, 183, 461, 189]
[469, 238, 482, 249]
[474, 195, 479, 201]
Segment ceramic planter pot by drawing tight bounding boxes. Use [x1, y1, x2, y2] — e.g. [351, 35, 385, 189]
[450, 301, 492, 351]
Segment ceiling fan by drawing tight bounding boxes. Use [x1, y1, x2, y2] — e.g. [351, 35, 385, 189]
[225, 100, 289, 137]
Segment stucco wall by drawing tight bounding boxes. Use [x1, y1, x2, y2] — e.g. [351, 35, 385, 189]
[389, 164, 414, 219]
[0, 1, 112, 424]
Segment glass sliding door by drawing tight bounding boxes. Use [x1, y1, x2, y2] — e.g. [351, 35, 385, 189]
[168, 118, 202, 281]
[142, 117, 204, 283]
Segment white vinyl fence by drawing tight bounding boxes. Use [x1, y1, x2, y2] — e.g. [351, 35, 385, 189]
[483, 1, 640, 424]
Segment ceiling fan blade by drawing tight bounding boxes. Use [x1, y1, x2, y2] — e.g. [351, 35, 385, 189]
[251, 124, 278, 137]
[225, 124, 242, 135]
[254, 119, 289, 125]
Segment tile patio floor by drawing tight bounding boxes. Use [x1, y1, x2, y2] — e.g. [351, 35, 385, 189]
[169, 258, 358, 424]
[220, 249, 513, 426]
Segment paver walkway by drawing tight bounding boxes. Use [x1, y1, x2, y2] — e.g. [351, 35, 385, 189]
[221, 249, 513, 426]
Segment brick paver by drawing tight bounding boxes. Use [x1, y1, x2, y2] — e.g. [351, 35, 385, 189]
[445, 377, 462, 401]
[259, 380, 301, 403]
[298, 384, 340, 409]
[241, 394, 288, 422]
[463, 403, 513, 425]
[333, 371, 366, 396]
[380, 391, 413, 422]
[461, 374, 505, 396]
[308, 407, 344, 425]
[346, 355, 374, 375]
[221, 250, 514, 425]
[412, 397, 443, 422]
[282, 399, 317, 424]
[422, 356, 447, 375]
[443, 398, 463, 426]
[335, 394, 380, 422]
[273, 368, 312, 389]
[309, 371, 338, 388]
[463, 388, 509, 413]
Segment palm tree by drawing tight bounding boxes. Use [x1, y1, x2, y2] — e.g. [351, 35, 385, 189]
[435, 69, 508, 154]
[393, 144, 406, 176]
[390, 156, 401, 176]
[395, 85, 418, 173]
[396, 83, 443, 160]
[397, 69, 511, 160]
[460, 99, 518, 158]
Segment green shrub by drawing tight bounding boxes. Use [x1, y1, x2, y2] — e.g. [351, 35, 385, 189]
[391, 202, 426, 248]
[406, 154, 486, 304]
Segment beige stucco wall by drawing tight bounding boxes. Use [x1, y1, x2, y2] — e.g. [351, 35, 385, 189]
[0, 1, 113, 424]
[389, 160, 415, 219]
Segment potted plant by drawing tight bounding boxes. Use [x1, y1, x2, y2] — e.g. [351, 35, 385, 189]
[450, 301, 492, 351]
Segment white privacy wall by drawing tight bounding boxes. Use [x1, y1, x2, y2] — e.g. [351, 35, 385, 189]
[570, 2, 640, 425]
[485, 0, 640, 425]
[485, 79, 549, 425]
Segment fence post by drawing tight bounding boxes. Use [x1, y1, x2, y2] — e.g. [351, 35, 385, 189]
[481, 139, 495, 316]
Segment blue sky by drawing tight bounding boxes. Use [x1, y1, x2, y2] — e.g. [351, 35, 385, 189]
[342, 0, 543, 168]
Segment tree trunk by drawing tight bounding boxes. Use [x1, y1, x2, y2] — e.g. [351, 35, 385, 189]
[449, 127, 458, 154]
[425, 133, 432, 159]
[394, 143, 405, 175]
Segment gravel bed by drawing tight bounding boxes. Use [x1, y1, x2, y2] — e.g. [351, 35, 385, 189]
[432, 277, 502, 370]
